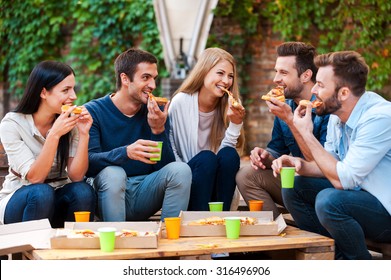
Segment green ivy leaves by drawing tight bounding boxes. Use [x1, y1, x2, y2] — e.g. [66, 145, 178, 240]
[1, 0, 390, 103]
[1, 0, 164, 103]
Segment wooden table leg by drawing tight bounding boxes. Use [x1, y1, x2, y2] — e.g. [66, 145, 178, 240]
[296, 246, 335, 260]
[180, 254, 212, 260]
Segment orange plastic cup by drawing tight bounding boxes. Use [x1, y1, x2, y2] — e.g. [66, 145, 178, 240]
[248, 200, 264, 211]
[74, 211, 90, 222]
[164, 217, 181, 239]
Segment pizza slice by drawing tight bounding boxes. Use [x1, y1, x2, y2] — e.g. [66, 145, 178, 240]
[261, 86, 285, 102]
[187, 216, 257, 226]
[312, 100, 323, 108]
[187, 218, 207, 226]
[205, 216, 225, 225]
[187, 216, 225, 226]
[239, 217, 258, 225]
[61, 104, 83, 114]
[119, 229, 139, 237]
[299, 99, 323, 108]
[148, 93, 169, 106]
[68, 229, 97, 238]
[299, 100, 311, 107]
[220, 87, 243, 109]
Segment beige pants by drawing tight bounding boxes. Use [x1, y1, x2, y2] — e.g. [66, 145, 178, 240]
[236, 165, 283, 219]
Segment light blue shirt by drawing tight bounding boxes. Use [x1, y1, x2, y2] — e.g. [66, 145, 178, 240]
[324, 91, 391, 215]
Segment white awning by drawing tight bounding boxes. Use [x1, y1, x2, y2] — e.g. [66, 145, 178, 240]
[153, 0, 218, 77]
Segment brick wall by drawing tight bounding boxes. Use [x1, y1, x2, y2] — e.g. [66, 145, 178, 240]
[209, 19, 391, 154]
[243, 28, 284, 152]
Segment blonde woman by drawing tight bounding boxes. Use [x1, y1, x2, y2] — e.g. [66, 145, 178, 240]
[169, 48, 245, 211]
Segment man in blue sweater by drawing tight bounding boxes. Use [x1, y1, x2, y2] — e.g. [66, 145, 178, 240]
[85, 48, 191, 221]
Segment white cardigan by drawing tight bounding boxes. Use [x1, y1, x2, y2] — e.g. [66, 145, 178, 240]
[168, 92, 242, 163]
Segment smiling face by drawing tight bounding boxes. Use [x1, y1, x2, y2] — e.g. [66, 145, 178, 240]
[201, 59, 234, 99]
[273, 56, 305, 99]
[126, 62, 158, 105]
[312, 65, 342, 116]
[40, 74, 77, 114]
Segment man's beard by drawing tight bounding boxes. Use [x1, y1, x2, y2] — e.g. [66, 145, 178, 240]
[317, 89, 342, 116]
[284, 83, 304, 99]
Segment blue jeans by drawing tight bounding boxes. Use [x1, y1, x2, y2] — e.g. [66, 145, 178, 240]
[282, 176, 391, 259]
[4, 181, 95, 228]
[187, 147, 240, 211]
[92, 162, 191, 221]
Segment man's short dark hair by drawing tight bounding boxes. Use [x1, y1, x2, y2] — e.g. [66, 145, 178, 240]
[277, 42, 318, 83]
[315, 51, 368, 97]
[114, 48, 158, 91]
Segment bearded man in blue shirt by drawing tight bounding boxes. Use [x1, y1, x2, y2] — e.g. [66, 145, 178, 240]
[272, 51, 391, 259]
[236, 42, 329, 219]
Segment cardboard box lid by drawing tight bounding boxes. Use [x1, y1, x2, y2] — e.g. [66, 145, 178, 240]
[179, 211, 287, 236]
[0, 219, 54, 255]
[51, 221, 161, 249]
[63, 221, 161, 231]
[180, 210, 275, 222]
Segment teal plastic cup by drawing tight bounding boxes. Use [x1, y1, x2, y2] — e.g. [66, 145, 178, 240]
[280, 167, 296, 188]
[98, 227, 117, 252]
[209, 202, 223, 212]
[150, 141, 163, 161]
[225, 217, 241, 239]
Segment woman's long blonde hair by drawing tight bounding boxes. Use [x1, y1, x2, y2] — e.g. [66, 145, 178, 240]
[173, 48, 245, 154]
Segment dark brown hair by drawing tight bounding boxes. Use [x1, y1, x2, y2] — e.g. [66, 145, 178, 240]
[14, 61, 75, 173]
[277, 42, 318, 83]
[114, 48, 158, 91]
[314, 51, 368, 96]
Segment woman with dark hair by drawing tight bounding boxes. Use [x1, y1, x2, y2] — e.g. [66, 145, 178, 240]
[169, 48, 246, 211]
[0, 60, 95, 228]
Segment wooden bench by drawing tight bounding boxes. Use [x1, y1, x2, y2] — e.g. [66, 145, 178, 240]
[283, 213, 390, 259]
[366, 239, 391, 259]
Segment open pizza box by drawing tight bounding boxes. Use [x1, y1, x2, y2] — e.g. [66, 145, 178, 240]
[51, 221, 162, 249]
[0, 219, 54, 255]
[179, 211, 286, 237]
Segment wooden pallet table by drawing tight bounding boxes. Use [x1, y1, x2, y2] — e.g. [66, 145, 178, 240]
[23, 226, 334, 260]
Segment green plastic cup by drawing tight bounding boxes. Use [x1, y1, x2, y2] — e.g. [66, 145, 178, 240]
[150, 141, 163, 161]
[225, 217, 241, 239]
[281, 167, 296, 188]
[208, 202, 223, 212]
[98, 227, 117, 252]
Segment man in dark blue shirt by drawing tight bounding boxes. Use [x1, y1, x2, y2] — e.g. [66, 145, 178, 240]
[236, 42, 329, 218]
[85, 48, 191, 221]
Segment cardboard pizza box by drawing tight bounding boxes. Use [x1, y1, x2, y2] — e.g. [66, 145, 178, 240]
[50, 221, 161, 249]
[179, 211, 286, 237]
[0, 219, 54, 255]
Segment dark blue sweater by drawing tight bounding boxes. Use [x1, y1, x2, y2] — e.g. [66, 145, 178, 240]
[85, 95, 175, 177]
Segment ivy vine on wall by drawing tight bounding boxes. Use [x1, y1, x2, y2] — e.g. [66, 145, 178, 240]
[1, 0, 390, 106]
[0, 0, 165, 104]
[212, 0, 391, 93]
